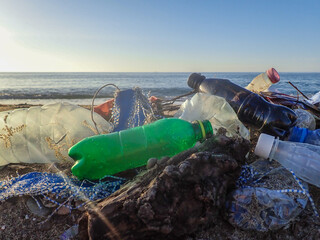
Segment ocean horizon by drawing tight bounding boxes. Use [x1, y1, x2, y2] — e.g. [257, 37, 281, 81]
[0, 72, 319, 105]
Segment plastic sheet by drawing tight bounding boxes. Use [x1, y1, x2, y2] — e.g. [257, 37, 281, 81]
[226, 159, 309, 231]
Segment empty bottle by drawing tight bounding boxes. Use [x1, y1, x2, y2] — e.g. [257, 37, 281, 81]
[254, 133, 320, 188]
[286, 126, 320, 146]
[0, 102, 111, 166]
[246, 68, 280, 93]
[69, 118, 213, 180]
[187, 73, 297, 138]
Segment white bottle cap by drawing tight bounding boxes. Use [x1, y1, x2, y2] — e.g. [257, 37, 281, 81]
[254, 133, 275, 159]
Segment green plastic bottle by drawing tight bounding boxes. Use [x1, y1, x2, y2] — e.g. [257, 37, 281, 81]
[69, 118, 213, 180]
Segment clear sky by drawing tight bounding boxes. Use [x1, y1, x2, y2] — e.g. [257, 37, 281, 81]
[0, 0, 319, 72]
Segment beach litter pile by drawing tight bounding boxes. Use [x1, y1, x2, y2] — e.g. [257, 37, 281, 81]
[1, 68, 320, 239]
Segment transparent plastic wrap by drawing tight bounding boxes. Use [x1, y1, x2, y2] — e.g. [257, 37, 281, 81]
[174, 93, 250, 140]
[226, 159, 309, 231]
[0, 102, 111, 165]
[294, 108, 316, 130]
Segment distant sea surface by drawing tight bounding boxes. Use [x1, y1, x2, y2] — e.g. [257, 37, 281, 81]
[0, 72, 319, 105]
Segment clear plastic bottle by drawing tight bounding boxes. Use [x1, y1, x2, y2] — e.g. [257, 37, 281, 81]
[246, 68, 280, 93]
[287, 126, 320, 146]
[187, 73, 297, 138]
[0, 102, 111, 166]
[69, 118, 213, 180]
[174, 93, 250, 140]
[254, 133, 320, 188]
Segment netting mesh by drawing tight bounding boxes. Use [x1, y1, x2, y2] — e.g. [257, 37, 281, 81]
[0, 172, 125, 204]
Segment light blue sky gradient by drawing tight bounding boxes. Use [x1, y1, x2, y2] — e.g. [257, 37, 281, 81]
[0, 0, 319, 72]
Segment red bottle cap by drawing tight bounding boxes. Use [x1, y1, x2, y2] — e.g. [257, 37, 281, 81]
[266, 68, 280, 83]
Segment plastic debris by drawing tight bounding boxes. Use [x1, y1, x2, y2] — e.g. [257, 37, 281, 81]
[255, 133, 320, 188]
[94, 99, 115, 120]
[69, 119, 213, 179]
[246, 68, 280, 93]
[226, 159, 309, 231]
[0, 102, 111, 166]
[307, 90, 320, 106]
[174, 93, 250, 140]
[260, 91, 320, 119]
[188, 73, 297, 138]
[294, 108, 316, 130]
[60, 224, 79, 240]
[287, 126, 320, 145]
[0, 172, 125, 208]
[110, 87, 157, 132]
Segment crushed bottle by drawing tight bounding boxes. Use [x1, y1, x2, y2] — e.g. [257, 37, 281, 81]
[187, 73, 297, 138]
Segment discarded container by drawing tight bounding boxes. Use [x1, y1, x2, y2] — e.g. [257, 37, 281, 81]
[174, 93, 250, 140]
[69, 118, 213, 180]
[188, 73, 297, 138]
[0, 102, 111, 165]
[294, 108, 316, 130]
[255, 133, 320, 188]
[245, 68, 280, 93]
[227, 159, 308, 231]
[287, 126, 320, 146]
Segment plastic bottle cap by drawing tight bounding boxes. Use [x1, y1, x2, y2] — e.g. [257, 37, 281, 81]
[188, 73, 206, 90]
[266, 68, 280, 83]
[254, 133, 275, 159]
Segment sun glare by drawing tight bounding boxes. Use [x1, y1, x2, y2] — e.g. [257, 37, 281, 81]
[0, 26, 12, 41]
[0, 26, 76, 72]
[0, 27, 13, 67]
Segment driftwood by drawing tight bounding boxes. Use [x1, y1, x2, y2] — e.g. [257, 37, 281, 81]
[78, 133, 250, 240]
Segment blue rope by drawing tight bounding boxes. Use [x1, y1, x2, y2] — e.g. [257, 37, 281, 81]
[288, 170, 319, 217]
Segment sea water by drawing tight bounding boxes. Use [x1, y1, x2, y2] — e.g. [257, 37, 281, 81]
[0, 72, 319, 105]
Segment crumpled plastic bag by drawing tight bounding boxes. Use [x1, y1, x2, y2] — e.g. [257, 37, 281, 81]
[294, 108, 316, 130]
[174, 93, 250, 140]
[226, 159, 308, 231]
[0, 102, 111, 165]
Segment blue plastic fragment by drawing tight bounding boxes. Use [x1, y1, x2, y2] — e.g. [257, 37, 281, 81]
[112, 87, 154, 132]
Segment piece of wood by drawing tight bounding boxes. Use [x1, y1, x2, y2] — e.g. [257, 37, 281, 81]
[78, 133, 249, 240]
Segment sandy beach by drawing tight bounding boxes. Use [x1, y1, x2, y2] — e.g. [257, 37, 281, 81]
[0, 103, 320, 240]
